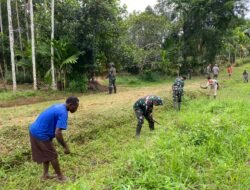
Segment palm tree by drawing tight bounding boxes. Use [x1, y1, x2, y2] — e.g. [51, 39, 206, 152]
[51, 0, 56, 90]
[15, 0, 23, 52]
[0, 1, 6, 89]
[7, 0, 17, 91]
[30, 0, 37, 90]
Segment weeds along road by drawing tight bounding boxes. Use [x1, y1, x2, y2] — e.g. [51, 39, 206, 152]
[0, 78, 203, 129]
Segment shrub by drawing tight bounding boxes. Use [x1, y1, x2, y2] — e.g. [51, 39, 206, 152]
[68, 75, 87, 92]
[235, 57, 250, 67]
[140, 70, 162, 82]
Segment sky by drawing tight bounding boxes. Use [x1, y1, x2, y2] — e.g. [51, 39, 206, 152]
[120, 0, 158, 13]
[120, 0, 250, 18]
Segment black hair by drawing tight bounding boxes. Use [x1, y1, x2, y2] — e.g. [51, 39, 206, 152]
[66, 96, 79, 105]
[207, 76, 211, 80]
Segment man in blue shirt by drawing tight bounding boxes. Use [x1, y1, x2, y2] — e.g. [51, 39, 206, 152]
[29, 96, 79, 182]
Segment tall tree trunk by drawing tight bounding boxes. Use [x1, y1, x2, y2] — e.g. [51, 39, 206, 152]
[7, 0, 17, 91]
[15, 0, 23, 52]
[25, 1, 30, 42]
[51, 0, 56, 90]
[30, 0, 37, 90]
[15, 0, 26, 79]
[0, 1, 8, 78]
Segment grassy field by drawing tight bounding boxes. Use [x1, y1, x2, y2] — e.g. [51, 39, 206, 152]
[0, 65, 250, 190]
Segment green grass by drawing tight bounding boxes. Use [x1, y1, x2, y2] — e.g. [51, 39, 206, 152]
[0, 64, 250, 189]
[115, 73, 173, 87]
[0, 90, 38, 101]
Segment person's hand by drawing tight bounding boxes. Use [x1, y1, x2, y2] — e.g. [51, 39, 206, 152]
[64, 146, 70, 154]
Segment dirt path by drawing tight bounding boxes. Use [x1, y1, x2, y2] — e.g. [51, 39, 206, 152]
[0, 79, 204, 129]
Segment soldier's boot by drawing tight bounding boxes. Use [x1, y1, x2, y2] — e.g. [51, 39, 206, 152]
[149, 122, 154, 131]
[173, 101, 178, 110]
[114, 86, 117, 94]
[136, 123, 143, 137]
[178, 102, 181, 111]
[109, 87, 112, 94]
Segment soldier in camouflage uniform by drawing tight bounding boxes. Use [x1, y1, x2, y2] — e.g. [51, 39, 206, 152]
[107, 62, 117, 94]
[172, 76, 186, 111]
[133, 95, 163, 137]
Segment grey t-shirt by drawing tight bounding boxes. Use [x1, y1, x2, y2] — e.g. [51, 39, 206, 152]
[212, 66, 219, 75]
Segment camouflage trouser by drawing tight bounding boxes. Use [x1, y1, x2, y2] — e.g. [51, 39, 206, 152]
[109, 78, 116, 94]
[243, 75, 248, 83]
[134, 109, 154, 136]
[173, 89, 182, 110]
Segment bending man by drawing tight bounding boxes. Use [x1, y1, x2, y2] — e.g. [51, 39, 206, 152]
[133, 95, 163, 137]
[29, 96, 79, 181]
[201, 76, 219, 99]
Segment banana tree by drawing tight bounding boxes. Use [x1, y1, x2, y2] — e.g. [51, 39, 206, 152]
[53, 39, 83, 89]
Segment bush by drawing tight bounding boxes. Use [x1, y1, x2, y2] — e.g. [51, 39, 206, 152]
[140, 70, 162, 82]
[5, 71, 33, 84]
[68, 75, 87, 92]
[235, 57, 250, 67]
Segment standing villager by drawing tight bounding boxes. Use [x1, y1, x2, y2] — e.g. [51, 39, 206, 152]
[29, 97, 79, 181]
[227, 65, 233, 79]
[172, 76, 186, 111]
[107, 62, 116, 94]
[201, 76, 219, 99]
[243, 70, 248, 83]
[133, 95, 163, 137]
[212, 64, 219, 79]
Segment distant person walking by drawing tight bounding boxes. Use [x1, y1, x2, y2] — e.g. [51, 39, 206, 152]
[133, 95, 163, 137]
[243, 70, 248, 83]
[200, 76, 219, 99]
[107, 62, 117, 94]
[227, 65, 233, 79]
[212, 64, 219, 79]
[206, 64, 212, 78]
[29, 97, 79, 182]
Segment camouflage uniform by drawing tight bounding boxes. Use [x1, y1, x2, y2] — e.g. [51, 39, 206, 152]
[133, 95, 163, 136]
[206, 65, 212, 78]
[172, 77, 185, 111]
[107, 64, 116, 94]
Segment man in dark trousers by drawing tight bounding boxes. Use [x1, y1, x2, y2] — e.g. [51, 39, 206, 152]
[29, 96, 79, 182]
[133, 95, 163, 137]
[172, 76, 186, 111]
[107, 62, 117, 94]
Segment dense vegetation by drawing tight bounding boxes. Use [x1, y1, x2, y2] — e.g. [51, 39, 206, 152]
[0, 0, 249, 91]
[0, 63, 250, 189]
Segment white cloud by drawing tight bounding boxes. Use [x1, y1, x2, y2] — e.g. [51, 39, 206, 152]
[120, 0, 158, 13]
[120, 0, 250, 18]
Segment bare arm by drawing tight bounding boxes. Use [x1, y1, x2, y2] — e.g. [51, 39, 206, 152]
[55, 128, 70, 154]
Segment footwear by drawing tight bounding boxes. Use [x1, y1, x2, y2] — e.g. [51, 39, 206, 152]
[57, 175, 68, 183]
[40, 174, 57, 181]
